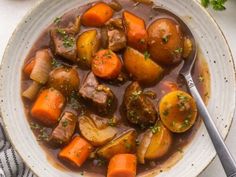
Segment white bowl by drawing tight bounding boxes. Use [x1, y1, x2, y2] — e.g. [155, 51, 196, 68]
[0, 0, 235, 177]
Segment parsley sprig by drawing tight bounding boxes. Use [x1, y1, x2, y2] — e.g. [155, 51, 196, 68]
[201, 0, 227, 11]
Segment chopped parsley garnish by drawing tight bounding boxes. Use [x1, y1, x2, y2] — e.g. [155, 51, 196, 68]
[61, 120, 68, 127]
[150, 125, 161, 134]
[54, 17, 61, 25]
[51, 58, 62, 68]
[107, 118, 116, 127]
[201, 0, 227, 10]
[56, 28, 75, 48]
[174, 47, 183, 54]
[131, 90, 142, 100]
[163, 109, 169, 116]
[144, 51, 150, 60]
[198, 75, 204, 82]
[162, 35, 170, 44]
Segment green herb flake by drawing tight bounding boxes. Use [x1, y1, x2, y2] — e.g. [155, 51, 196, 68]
[61, 120, 68, 127]
[108, 118, 115, 127]
[162, 35, 170, 44]
[144, 51, 150, 60]
[54, 17, 61, 25]
[174, 47, 183, 54]
[201, 0, 210, 7]
[131, 90, 142, 100]
[51, 58, 62, 68]
[201, 0, 227, 11]
[163, 109, 169, 116]
[198, 75, 204, 82]
[150, 125, 161, 134]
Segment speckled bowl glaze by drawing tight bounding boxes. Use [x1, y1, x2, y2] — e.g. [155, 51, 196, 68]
[0, 0, 235, 177]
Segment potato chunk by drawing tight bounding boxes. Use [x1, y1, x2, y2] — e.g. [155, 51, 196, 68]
[148, 18, 183, 65]
[137, 121, 172, 163]
[159, 90, 197, 133]
[124, 47, 163, 85]
[79, 115, 117, 146]
[77, 30, 100, 68]
[97, 129, 137, 159]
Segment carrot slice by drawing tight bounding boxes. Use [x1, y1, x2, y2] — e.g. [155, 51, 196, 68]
[31, 88, 65, 126]
[107, 154, 137, 177]
[59, 136, 92, 167]
[92, 49, 122, 79]
[123, 11, 148, 52]
[23, 58, 36, 76]
[82, 2, 113, 27]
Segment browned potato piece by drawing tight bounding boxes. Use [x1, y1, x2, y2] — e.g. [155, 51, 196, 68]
[79, 115, 117, 146]
[48, 67, 80, 96]
[97, 129, 137, 159]
[159, 90, 197, 133]
[145, 121, 172, 160]
[148, 18, 183, 65]
[77, 30, 100, 68]
[124, 47, 163, 85]
[137, 121, 172, 163]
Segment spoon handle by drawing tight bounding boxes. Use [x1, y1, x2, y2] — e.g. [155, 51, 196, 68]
[184, 73, 236, 177]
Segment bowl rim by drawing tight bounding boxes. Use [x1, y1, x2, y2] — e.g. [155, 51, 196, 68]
[0, 0, 235, 177]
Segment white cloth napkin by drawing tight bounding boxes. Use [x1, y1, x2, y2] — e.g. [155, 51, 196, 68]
[0, 119, 35, 177]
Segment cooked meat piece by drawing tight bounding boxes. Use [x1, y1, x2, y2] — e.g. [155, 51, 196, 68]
[79, 72, 115, 114]
[105, 18, 124, 30]
[50, 28, 77, 62]
[107, 29, 126, 52]
[50, 112, 77, 145]
[124, 82, 157, 125]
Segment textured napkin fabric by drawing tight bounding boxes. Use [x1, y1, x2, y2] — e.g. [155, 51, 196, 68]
[0, 119, 35, 177]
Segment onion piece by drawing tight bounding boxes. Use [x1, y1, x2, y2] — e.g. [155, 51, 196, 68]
[30, 49, 52, 84]
[22, 81, 41, 100]
[137, 129, 153, 164]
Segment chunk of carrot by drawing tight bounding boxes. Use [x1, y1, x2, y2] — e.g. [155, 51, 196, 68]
[59, 136, 92, 167]
[92, 49, 122, 79]
[23, 58, 36, 76]
[107, 154, 137, 177]
[82, 2, 113, 27]
[123, 11, 148, 52]
[31, 88, 65, 126]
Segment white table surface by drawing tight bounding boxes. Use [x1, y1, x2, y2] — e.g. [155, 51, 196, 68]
[0, 0, 235, 176]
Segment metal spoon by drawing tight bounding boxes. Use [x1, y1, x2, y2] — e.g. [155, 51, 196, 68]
[159, 8, 236, 177]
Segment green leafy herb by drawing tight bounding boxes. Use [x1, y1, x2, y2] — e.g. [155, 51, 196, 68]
[56, 28, 75, 48]
[61, 120, 68, 127]
[150, 125, 161, 134]
[144, 51, 150, 60]
[201, 0, 227, 11]
[51, 58, 62, 68]
[163, 109, 169, 116]
[131, 90, 142, 100]
[201, 0, 210, 7]
[54, 17, 61, 25]
[162, 35, 170, 44]
[174, 47, 183, 54]
[198, 75, 204, 82]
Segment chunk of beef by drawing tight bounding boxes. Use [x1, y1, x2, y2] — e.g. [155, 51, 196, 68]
[50, 112, 77, 145]
[105, 18, 124, 30]
[50, 28, 77, 62]
[102, 18, 126, 52]
[79, 72, 115, 114]
[108, 29, 126, 52]
[124, 82, 157, 126]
